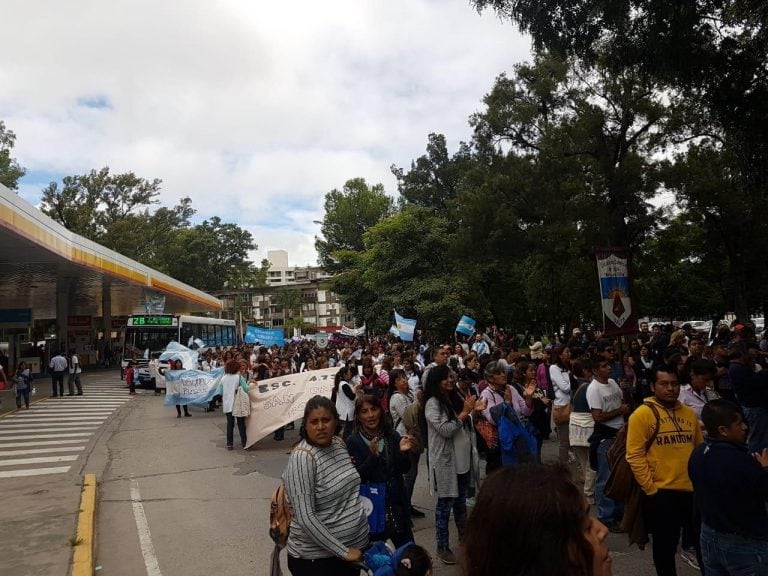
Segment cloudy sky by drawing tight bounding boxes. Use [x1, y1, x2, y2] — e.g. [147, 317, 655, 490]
[1, 1, 529, 266]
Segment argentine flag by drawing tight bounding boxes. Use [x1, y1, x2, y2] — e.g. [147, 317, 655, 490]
[394, 310, 417, 342]
[456, 315, 477, 336]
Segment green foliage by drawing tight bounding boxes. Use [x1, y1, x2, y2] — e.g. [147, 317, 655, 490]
[0, 121, 26, 190]
[315, 178, 394, 273]
[39, 167, 261, 293]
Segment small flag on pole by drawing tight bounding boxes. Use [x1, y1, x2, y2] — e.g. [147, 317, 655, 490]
[455, 315, 476, 336]
[393, 310, 417, 342]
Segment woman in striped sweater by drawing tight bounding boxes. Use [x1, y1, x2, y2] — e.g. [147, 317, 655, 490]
[282, 396, 369, 576]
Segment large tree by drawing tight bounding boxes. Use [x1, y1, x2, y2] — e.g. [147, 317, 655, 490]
[314, 178, 394, 273]
[0, 121, 26, 191]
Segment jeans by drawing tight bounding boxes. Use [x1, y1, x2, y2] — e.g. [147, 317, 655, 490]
[226, 412, 247, 447]
[16, 388, 30, 408]
[701, 523, 768, 576]
[645, 489, 696, 576]
[435, 472, 470, 550]
[595, 438, 623, 523]
[743, 406, 768, 452]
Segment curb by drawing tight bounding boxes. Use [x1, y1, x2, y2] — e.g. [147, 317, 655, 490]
[72, 474, 97, 576]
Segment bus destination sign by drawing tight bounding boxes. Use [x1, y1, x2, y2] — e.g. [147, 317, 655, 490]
[129, 315, 176, 327]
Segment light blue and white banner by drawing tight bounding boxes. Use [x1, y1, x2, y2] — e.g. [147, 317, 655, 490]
[164, 367, 224, 406]
[159, 341, 199, 370]
[455, 315, 476, 336]
[244, 326, 285, 347]
[394, 310, 417, 342]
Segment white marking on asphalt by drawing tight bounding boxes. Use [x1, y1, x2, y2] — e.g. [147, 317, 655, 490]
[0, 427, 98, 434]
[4, 417, 107, 423]
[130, 478, 163, 576]
[0, 466, 71, 478]
[0, 439, 86, 448]
[0, 432, 93, 439]
[0, 454, 79, 466]
[0, 446, 85, 456]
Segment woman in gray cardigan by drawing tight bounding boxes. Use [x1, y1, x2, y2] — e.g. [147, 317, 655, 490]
[421, 363, 485, 565]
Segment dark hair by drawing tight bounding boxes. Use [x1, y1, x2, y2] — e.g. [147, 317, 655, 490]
[299, 396, 339, 445]
[353, 394, 392, 435]
[689, 358, 716, 378]
[419, 364, 456, 436]
[394, 543, 433, 576]
[463, 463, 594, 576]
[652, 363, 679, 383]
[388, 368, 407, 398]
[551, 345, 570, 369]
[514, 359, 533, 384]
[701, 399, 743, 438]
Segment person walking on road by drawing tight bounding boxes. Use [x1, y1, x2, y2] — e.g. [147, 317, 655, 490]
[13, 361, 32, 409]
[67, 349, 83, 396]
[49, 350, 68, 398]
[221, 359, 248, 450]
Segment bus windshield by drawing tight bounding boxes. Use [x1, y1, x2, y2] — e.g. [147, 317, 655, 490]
[124, 326, 179, 359]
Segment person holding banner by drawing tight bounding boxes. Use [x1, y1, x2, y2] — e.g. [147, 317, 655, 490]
[221, 359, 249, 450]
[282, 396, 368, 576]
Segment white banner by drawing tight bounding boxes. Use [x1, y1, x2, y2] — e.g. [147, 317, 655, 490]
[244, 367, 337, 448]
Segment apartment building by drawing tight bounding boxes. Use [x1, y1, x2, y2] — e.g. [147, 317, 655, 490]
[213, 251, 354, 332]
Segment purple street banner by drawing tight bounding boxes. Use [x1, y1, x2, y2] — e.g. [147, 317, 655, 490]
[595, 247, 638, 337]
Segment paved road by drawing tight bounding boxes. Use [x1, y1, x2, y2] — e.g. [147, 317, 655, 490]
[1, 371, 700, 575]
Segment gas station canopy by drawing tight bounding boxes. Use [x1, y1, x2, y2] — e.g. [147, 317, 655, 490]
[0, 183, 222, 321]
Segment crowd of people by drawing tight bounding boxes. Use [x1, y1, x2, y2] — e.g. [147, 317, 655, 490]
[157, 319, 768, 576]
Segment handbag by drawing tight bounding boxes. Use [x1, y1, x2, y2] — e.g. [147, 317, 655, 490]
[359, 482, 386, 533]
[232, 385, 251, 417]
[474, 418, 499, 451]
[552, 403, 572, 425]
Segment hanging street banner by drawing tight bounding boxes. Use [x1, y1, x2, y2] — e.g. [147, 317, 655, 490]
[164, 367, 224, 406]
[245, 367, 337, 448]
[455, 315, 477, 336]
[595, 247, 638, 337]
[340, 323, 366, 337]
[244, 325, 285, 347]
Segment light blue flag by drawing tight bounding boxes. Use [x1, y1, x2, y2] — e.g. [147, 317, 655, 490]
[389, 324, 400, 337]
[244, 325, 285, 347]
[456, 315, 477, 336]
[394, 310, 417, 342]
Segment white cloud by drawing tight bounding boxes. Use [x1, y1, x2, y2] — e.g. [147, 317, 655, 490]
[0, 0, 530, 268]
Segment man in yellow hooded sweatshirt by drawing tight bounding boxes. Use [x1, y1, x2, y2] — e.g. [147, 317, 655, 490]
[626, 363, 704, 576]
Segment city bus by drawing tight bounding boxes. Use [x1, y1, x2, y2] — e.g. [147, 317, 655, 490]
[121, 314, 237, 388]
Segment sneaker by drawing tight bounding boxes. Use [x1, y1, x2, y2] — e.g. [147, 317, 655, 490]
[436, 547, 456, 565]
[679, 548, 700, 571]
[410, 506, 426, 518]
[606, 521, 624, 534]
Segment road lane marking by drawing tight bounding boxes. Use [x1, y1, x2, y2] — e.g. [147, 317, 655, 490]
[0, 446, 85, 456]
[0, 466, 71, 478]
[0, 454, 79, 466]
[130, 479, 164, 576]
[0, 432, 93, 439]
[0, 439, 86, 447]
[0, 427, 98, 434]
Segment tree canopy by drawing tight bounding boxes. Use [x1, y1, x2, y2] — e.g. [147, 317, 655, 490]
[39, 166, 266, 292]
[0, 121, 26, 191]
